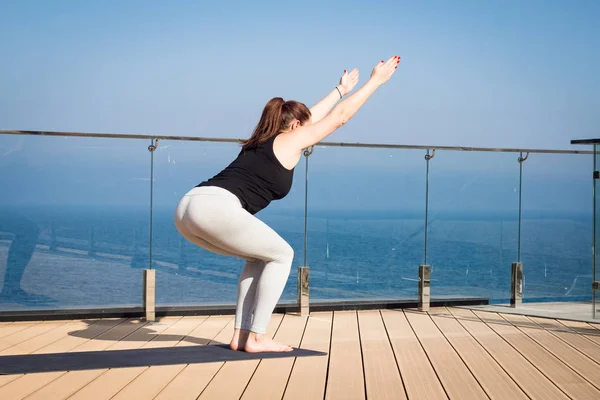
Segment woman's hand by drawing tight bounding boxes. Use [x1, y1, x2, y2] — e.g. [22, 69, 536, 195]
[337, 68, 359, 96]
[369, 56, 400, 86]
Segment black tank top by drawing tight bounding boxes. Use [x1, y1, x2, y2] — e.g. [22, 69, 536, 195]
[196, 133, 294, 215]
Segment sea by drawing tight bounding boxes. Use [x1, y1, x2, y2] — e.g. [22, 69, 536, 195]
[0, 205, 592, 311]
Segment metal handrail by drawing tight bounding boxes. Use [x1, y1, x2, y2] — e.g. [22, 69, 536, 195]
[0, 129, 593, 155]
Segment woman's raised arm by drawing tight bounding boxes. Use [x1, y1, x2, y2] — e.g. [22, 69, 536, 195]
[308, 68, 360, 123]
[287, 55, 400, 151]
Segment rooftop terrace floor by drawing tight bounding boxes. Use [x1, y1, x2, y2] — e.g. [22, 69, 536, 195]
[468, 301, 599, 323]
[0, 307, 599, 399]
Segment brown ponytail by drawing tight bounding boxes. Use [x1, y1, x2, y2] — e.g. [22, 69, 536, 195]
[241, 97, 311, 151]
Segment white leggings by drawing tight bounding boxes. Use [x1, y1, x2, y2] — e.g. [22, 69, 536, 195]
[173, 186, 293, 334]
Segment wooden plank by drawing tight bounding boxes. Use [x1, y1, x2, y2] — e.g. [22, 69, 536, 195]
[0, 320, 93, 356]
[0, 320, 73, 352]
[66, 316, 183, 400]
[380, 310, 447, 400]
[0, 320, 96, 398]
[13, 319, 125, 399]
[72, 318, 151, 352]
[109, 316, 209, 400]
[430, 308, 527, 400]
[197, 313, 284, 399]
[0, 322, 37, 339]
[153, 315, 235, 400]
[0, 319, 114, 400]
[472, 310, 600, 399]
[283, 312, 333, 400]
[404, 310, 487, 399]
[0, 320, 128, 391]
[241, 314, 308, 400]
[0, 375, 21, 390]
[357, 310, 406, 400]
[22, 318, 147, 400]
[559, 319, 600, 347]
[325, 311, 365, 400]
[36, 318, 125, 354]
[448, 308, 569, 400]
[0, 322, 42, 388]
[529, 316, 600, 362]
[0, 320, 48, 325]
[501, 313, 600, 390]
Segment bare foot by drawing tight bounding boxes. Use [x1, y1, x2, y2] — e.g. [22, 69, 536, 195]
[244, 333, 293, 353]
[229, 329, 250, 351]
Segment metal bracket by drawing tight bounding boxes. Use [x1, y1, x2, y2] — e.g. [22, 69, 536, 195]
[425, 149, 435, 161]
[511, 262, 523, 307]
[144, 269, 156, 321]
[298, 266, 310, 316]
[303, 145, 314, 157]
[518, 152, 529, 163]
[593, 281, 599, 290]
[418, 265, 431, 312]
[148, 138, 159, 152]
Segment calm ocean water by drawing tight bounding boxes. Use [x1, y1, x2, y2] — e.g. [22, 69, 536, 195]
[0, 204, 592, 310]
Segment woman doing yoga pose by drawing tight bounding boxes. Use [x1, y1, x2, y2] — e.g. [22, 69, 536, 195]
[174, 55, 400, 352]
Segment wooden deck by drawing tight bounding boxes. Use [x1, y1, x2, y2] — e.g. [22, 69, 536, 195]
[0, 307, 599, 399]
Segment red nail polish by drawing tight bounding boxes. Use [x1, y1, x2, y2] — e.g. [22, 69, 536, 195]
[344, 69, 346, 73]
[381, 60, 384, 62]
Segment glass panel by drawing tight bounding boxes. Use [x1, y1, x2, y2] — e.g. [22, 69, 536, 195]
[151, 140, 305, 306]
[521, 152, 592, 303]
[0, 133, 150, 311]
[306, 146, 426, 301]
[427, 151, 520, 303]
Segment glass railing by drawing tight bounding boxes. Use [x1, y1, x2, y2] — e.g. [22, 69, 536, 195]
[0, 130, 595, 316]
[306, 146, 426, 301]
[150, 139, 243, 307]
[148, 138, 307, 306]
[0, 132, 150, 311]
[519, 152, 592, 302]
[426, 150, 520, 302]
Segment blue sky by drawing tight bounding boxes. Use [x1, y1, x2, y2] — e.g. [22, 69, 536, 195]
[0, 0, 597, 213]
[1, 0, 598, 149]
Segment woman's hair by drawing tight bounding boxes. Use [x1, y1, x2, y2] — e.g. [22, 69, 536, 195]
[241, 97, 311, 150]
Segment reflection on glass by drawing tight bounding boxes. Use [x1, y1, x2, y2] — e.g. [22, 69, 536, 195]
[306, 146, 426, 301]
[151, 140, 305, 306]
[0, 212, 40, 302]
[0, 134, 150, 310]
[520, 152, 592, 303]
[427, 151, 520, 303]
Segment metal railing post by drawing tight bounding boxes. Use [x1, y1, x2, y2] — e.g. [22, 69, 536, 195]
[144, 138, 158, 321]
[419, 149, 434, 312]
[298, 146, 313, 316]
[511, 152, 528, 308]
[419, 265, 431, 312]
[511, 262, 523, 307]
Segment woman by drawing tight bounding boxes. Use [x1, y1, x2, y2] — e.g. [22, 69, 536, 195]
[174, 55, 400, 353]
